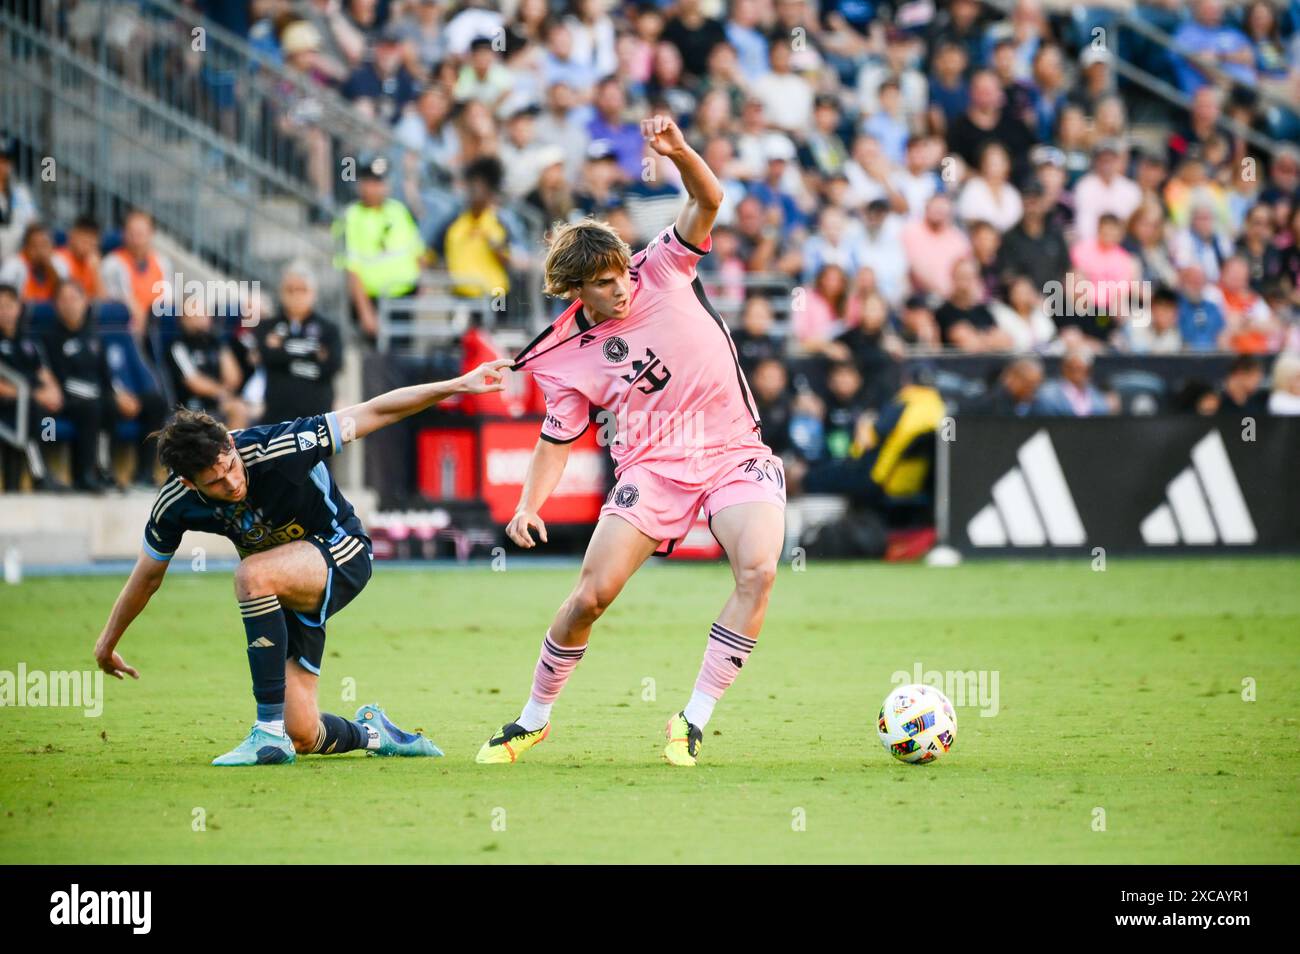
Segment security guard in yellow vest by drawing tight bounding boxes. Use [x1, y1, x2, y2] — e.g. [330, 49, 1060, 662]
[333, 156, 423, 342]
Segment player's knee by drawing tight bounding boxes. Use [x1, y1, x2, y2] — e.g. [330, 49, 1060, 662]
[289, 729, 316, 754]
[736, 558, 778, 600]
[570, 578, 616, 622]
[233, 559, 275, 599]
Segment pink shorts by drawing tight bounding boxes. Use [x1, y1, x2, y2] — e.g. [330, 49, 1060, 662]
[600, 442, 787, 556]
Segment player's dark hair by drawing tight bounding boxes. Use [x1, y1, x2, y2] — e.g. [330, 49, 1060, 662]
[153, 409, 230, 480]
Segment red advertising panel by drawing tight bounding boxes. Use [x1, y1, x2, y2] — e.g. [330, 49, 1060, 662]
[416, 428, 479, 500]
[480, 419, 609, 524]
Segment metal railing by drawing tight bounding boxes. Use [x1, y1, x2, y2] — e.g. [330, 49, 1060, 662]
[0, 8, 347, 323]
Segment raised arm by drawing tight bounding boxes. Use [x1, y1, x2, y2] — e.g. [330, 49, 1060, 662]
[333, 359, 511, 444]
[93, 549, 169, 679]
[642, 115, 723, 251]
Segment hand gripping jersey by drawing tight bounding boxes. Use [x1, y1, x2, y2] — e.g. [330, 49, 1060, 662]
[142, 413, 364, 561]
[513, 225, 763, 478]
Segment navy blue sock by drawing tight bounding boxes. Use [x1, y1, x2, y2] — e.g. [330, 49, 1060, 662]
[310, 713, 375, 755]
[239, 594, 287, 725]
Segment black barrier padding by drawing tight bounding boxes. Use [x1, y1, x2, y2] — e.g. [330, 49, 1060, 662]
[948, 416, 1300, 553]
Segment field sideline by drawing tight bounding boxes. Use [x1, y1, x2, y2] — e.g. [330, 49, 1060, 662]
[1, 557, 1297, 864]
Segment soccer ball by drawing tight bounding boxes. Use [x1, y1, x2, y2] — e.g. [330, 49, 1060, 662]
[877, 684, 957, 764]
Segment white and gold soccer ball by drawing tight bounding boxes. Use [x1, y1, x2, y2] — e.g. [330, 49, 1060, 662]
[877, 683, 957, 764]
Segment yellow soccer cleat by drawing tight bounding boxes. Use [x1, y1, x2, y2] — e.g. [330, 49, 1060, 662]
[663, 711, 703, 767]
[475, 721, 550, 764]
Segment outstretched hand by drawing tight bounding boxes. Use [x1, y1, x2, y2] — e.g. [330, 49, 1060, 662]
[460, 359, 513, 395]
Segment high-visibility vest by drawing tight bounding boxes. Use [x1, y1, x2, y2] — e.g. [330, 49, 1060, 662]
[333, 199, 423, 298]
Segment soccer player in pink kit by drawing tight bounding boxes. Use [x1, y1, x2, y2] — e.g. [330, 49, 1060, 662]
[475, 115, 786, 766]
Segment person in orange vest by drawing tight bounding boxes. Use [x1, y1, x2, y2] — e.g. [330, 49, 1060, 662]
[53, 215, 103, 300]
[100, 209, 173, 336]
[0, 222, 65, 302]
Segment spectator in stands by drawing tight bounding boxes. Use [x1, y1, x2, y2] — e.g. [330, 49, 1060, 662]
[1177, 263, 1229, 351]
[1035, 346, 1113, 416]
[0, 283, 60, 490]
[453, 35, 514, 111]
[1074, 140, 1143, 243]
[1028, 43, 1070, 143]
[166, 295, 248, 429]
[257, 264, 342, 424]
[1217, 354, 1269, 416]
[53, 216, 102, 300]
[731, 295, 783, 375]
[500, 103, 557, 201]
[1070, 211, 1139, 318]
[795, 265, 854, 360]
[969, 220, 1004, 301]
[274, 20, 338, 209]
[749, 357, 794, 458]
[898, 293, 942, 350]
[837, 289, 903, 405]
[801, 206, 868, 288]
[1218, 256, 1280, 353]
[901, 194, 972, 299]
[998, 179, 1070, 292]
[0, 136, 37, 263]
[856, 200, 907, 308]
[990, 274, 1056, 353]
[587, 76, 644, 184]
[44, 281, 113, 490]
[525, 151, 577, 226]
[100, 210, 172, 337]
[957, 142, 1023, 234]
[1074, 46, 1116, 116]
[893, 136, 942, 221]
[947, 70, 1036, 184]
[1236, 202, 1284, 293]
[821, 361, 874, 460]
[1125, 201, 1180, 289]
[1126, 286, 1184, 354]
[936, 258, 1013, 353]
[334, 156, 423, 342]
[862, 79, 910, 167]
[431, 155, 521, 303]
[343, 23, 421, 124]
[967, 356, 1044, 417]
[1171, 0, 1257, 95]
[927, 40, 970, 134]
[661, 0, 727, 80]
[1171, 199, 1234, 283]
[990, 36, 1034, 129]
[1268, 351, 1300, 416]
[0, 223, 63, 303]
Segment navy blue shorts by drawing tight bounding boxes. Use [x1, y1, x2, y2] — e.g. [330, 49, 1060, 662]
[284, 531, 373, 675]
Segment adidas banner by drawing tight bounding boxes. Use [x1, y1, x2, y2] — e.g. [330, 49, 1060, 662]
[945, 417, 1300, 553]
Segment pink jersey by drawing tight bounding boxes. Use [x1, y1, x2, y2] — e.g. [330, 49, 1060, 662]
[514, 225, 764, 477]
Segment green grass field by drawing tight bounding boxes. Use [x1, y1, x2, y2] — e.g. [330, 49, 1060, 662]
[1, 557, 1298, 864]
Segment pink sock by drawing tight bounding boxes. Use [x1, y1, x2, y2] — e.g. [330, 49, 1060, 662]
[529, 631, 587, 704]
[694, 621, 757, 699]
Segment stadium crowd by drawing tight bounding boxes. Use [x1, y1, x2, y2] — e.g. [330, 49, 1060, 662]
[4, 0, 1300, 495]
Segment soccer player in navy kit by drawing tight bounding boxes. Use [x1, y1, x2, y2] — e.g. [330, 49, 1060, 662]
[93, 358, 512, 765]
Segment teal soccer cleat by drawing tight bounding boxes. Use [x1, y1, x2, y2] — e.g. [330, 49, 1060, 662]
[211, 725, 297, 766]
[355, 704, 443, 757]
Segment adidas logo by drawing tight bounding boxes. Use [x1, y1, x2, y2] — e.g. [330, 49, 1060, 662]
[967, 430, 1086, 547]
[1140, 431, 1256, 545]
[579, 332, 597, 348]
[247, 636, 276, 649]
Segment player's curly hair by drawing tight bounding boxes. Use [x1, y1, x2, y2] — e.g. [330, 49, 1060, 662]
[152, 409, 230, 479]
[542, 218, 631, 298]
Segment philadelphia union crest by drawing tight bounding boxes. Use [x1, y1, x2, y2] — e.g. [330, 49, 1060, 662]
[613, 484, 639, 508]
[603, 336, 629, 363]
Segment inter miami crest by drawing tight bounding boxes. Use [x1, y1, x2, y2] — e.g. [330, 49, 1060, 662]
[603, 336, 629, 363]
[613, 484, 639, 508]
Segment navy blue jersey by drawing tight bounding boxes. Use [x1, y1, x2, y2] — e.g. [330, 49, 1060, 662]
[142, 413, 362, 561]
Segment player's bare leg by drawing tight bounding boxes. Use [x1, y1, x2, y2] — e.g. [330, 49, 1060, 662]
[664, 501, 784, 766]
[477, 513, 659, 763]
